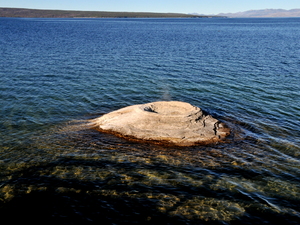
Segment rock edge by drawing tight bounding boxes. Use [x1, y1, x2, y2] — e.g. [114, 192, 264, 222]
[90, 101, 230, 146]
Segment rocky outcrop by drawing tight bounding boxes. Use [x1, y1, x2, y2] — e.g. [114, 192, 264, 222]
[90, 101, 230, 146]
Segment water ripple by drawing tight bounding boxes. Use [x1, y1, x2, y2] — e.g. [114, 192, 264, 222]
[1, 17, 300, 224]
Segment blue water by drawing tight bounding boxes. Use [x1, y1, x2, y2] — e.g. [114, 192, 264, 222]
[0, 17, 300, 224]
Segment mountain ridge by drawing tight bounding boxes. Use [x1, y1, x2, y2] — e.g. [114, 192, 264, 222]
[217, 8, 300, 17]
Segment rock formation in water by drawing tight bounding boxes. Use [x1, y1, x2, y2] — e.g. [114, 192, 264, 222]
[90, 101, 230, 146]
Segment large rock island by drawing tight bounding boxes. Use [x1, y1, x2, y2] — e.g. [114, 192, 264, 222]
[90, 101, 230, 146]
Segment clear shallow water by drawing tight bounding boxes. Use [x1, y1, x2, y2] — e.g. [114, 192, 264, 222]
[0, 17, 300, 224]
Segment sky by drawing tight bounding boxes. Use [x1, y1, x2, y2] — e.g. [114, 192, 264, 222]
[1, 0, 299, 15]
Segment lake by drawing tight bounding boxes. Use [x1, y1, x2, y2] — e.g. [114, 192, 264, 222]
[0, 17, 300, 224]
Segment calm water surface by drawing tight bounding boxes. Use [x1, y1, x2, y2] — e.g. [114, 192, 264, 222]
[0, 17, 300, 224]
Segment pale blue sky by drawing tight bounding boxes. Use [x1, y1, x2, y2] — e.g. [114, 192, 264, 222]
[1, 0, 299, 14]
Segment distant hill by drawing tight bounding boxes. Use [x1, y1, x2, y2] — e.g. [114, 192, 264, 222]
[0, 7, 212, 18]
[218, 9, 300, 18]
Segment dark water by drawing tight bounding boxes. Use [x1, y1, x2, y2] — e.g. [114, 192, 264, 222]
[0, 17, 300, 224]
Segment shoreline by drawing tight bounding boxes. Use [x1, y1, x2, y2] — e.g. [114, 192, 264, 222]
[0, 7, 226, 18]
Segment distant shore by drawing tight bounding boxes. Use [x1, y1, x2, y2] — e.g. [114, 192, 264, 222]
[0, 8, 225, 18]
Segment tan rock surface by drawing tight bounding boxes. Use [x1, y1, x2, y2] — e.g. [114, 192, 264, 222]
[90, 101, 230, 146]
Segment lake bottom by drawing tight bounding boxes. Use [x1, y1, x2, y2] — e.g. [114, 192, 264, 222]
[1, 119, 299, 225]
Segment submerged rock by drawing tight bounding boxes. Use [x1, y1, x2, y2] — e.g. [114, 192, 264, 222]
[90, 101, 230, 146]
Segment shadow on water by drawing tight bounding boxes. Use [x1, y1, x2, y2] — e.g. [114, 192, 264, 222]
[1, 154, 300, 225]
